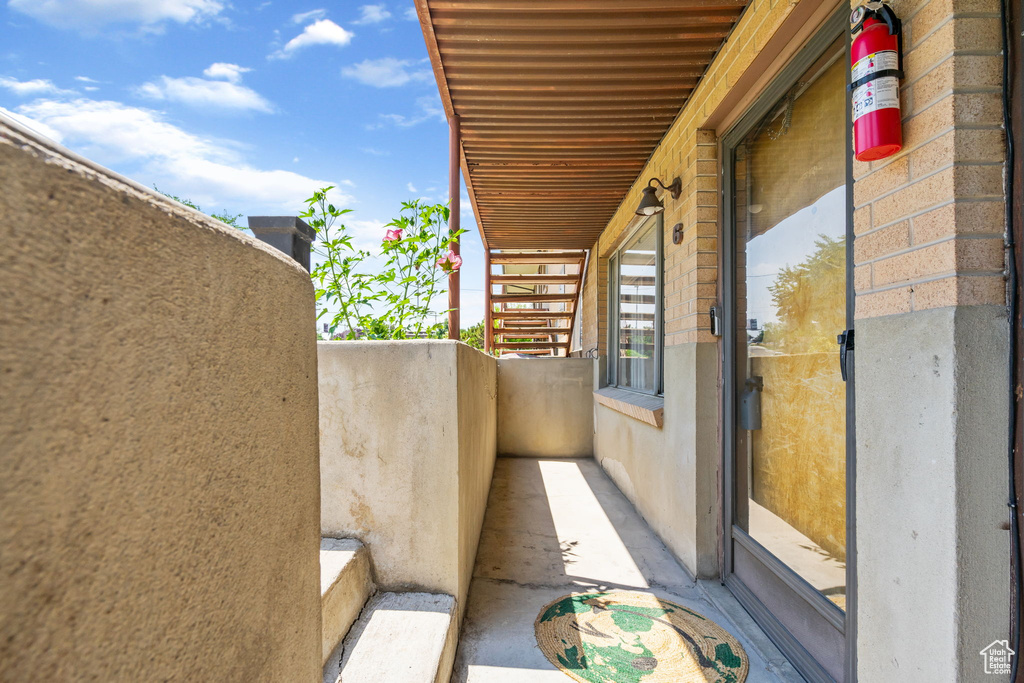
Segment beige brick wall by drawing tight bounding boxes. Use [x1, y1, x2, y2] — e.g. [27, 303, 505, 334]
[590, 0, 803, 348]
[852, 0, 1007, 318]
[580, 246, 600, 354]
[583, 0, 1007, 350]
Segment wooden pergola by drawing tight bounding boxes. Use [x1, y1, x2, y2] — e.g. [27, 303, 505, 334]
[416, 0, 748, 354]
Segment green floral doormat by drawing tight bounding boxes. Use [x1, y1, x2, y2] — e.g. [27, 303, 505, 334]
[535, 591, 749, 683]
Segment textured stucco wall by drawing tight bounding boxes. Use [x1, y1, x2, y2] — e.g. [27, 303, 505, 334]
[594, 343, 719, 578]
[456, 344, 498, 619]
[0, 119, 322, 681]
[497, 358, 594, 458]
[856, 306, 1010, 682]
[320, 341, 460, 595]
[319, 340, 497, 622]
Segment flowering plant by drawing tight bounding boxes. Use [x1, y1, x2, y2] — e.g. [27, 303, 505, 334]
[304, 188, 465, 340]
[374, 199, 466, 339]
[304, 186, 375, 340]
[436, 249, 463, 273]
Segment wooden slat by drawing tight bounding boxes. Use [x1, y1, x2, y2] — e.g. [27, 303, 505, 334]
[429, 0, 747, 11]
[492, 310, 573, 320]
[434, 28, 732, 44]
[492, 293, 575, 304]
[430, 10, 742, 29]
[489, 251, 585, 264]
[495, 332, 565, 339]
[494, 341, 570, 349]
[492, 274, 578, 285]
[497, 326, 572, 334]
[450, 80, 701, 93]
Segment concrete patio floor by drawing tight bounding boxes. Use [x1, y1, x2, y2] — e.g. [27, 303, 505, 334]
[453, 457, 802, 682]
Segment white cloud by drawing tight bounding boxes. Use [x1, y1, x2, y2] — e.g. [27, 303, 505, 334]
[13, 98, 341, 212]
[8, 0, 224, 31]
[406, 182, 417, 193]
[360, 147, 390, 156]
[369, 94, 445, 128]
[202, 62, 250, 84]
[403, 7, 418, 20]
[342, 58, 430, 88]
[136, 75, 272, 113]
[74, 75, 99, 83]
[272, 19, 353, 59]
[347, 218, 394, 252]
[291, 8, 326, 24]
[353, 4, 390, 24]
[0, 76, 74, 96]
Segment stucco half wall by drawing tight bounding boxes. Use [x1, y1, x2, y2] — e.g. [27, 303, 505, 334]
[0, 118, 322, 681]
[318, 340, 497, 621]
[594, 343, 719, 579]
[497, 357, 594, 458]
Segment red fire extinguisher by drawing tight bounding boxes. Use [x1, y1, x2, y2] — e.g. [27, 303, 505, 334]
[850, 3, 904, 161]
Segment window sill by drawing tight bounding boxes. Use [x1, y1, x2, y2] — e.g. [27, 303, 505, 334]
[593, 387, 664, 428]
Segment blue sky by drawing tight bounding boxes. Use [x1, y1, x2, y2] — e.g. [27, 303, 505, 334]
[0, 0, 486, 325]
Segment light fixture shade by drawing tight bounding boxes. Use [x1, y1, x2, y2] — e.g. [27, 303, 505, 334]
[634, 186, 665, 216]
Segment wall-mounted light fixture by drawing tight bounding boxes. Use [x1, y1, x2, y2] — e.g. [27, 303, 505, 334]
[634, 177, 682, 216]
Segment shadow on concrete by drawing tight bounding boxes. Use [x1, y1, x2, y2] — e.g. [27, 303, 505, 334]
[453, 457, 695, 682]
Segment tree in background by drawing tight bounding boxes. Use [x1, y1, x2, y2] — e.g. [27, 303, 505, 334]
[764, 234, 845, 353]
[460, 321, 485, 349]
[155, 187, 243, 229]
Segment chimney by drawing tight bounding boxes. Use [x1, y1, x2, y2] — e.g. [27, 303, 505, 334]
[247, 216, 315, 272]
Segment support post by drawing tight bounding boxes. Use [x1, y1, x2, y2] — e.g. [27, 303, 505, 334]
[447, 114, 461, 340]
[484, 251, 493, 353]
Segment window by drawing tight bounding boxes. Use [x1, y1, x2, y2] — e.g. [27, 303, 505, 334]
[608, 216, 663, 394]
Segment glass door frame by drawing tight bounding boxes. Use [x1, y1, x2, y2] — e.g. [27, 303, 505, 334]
[720, 7, 856, 682]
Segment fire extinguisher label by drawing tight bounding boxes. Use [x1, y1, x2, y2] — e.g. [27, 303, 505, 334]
[852, 50, 900, 121]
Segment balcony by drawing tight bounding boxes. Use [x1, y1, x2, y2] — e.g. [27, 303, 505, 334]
[1, 114, 794, 681]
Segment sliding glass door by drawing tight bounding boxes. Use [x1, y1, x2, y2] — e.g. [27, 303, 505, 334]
[723, 13, 853, 682]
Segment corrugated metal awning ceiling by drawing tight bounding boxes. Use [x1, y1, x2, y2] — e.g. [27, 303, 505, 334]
[416, 0, 748, 250]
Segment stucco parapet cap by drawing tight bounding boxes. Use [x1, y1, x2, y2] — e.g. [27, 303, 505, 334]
[316, 339, 500, 361]
[248, 216, 315, 241]
[318, 339, 460, 346]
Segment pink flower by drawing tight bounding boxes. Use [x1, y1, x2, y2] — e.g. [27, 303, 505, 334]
[437, 249, 462, 273]
[384, 228, 403, 242]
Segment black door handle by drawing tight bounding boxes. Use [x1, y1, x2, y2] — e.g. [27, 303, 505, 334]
[837, 329, 854, 382]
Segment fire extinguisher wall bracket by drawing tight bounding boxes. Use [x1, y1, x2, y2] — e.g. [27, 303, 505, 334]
[851, 4, 904, 74]
[850, 1, 905, 161]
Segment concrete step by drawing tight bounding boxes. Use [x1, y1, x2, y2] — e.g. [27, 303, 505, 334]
[320, 538, 374, 668]
[328, 591, 458, 683]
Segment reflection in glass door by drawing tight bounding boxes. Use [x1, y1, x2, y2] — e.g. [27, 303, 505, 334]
[725, 23, 851, 683]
